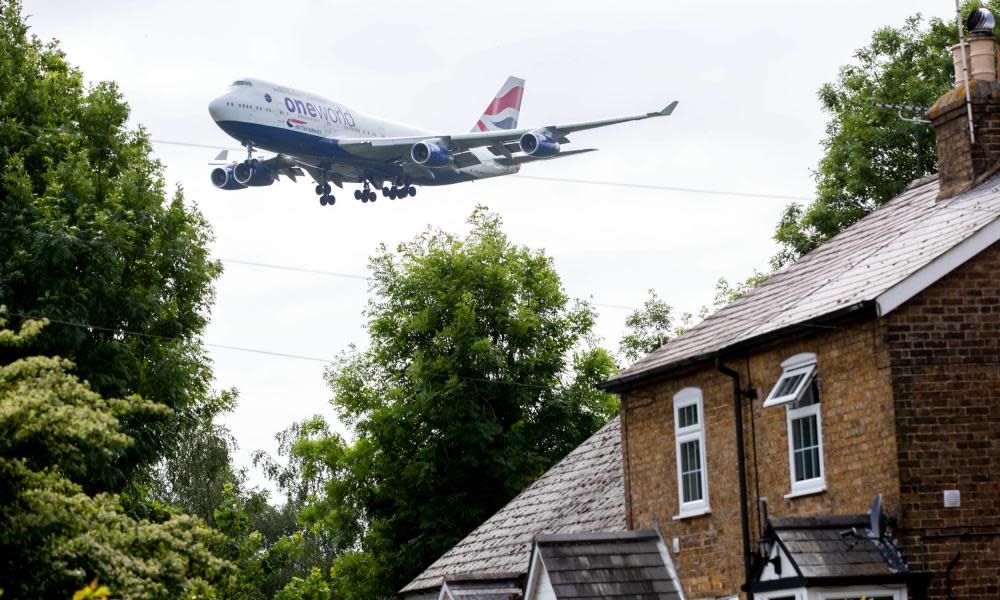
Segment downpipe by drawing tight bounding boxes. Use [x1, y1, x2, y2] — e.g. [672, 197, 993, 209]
[718, 357, 753, 600]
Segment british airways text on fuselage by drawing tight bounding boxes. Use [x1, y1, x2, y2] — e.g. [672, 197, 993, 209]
[282, 96, 356, 128]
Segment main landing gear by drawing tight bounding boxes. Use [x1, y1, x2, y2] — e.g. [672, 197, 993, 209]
[314, 182, 335, 206]
[382, 179, 416, 200]
[354, 181, 378, 203]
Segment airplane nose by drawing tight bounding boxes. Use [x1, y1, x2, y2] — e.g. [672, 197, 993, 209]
[208, 96, 226, 121]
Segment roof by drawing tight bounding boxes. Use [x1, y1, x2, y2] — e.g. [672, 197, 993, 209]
[401, 417, 625, 595]
[769, 514, 907, 579]
[441, 576, 523, 600]
[532, 530, 682, 600]
[749, 513, 915, 594]
[606, 173, 1000, 390]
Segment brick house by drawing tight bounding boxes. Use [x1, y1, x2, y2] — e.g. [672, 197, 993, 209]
[601, 24, 1000, 600]
[402, 15, 1000, 600]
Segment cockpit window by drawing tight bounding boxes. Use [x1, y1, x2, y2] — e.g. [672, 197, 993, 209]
[231, 80, 253, 87]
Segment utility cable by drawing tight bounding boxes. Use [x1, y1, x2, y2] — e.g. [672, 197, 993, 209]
[0, 120, 815, 202]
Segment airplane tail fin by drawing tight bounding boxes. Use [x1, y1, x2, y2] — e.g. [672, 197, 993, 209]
[472, 76, 525, 132]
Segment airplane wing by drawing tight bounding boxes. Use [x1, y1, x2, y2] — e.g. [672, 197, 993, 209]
[335, 101, 678, 163]
[494, 148, 597, 166]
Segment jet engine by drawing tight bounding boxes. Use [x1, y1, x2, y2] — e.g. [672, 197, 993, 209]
[232, 162, 276, 187]
[211, 165, 247, 190]
[410, 141, 452, 167]
[519, 132, 560, 157]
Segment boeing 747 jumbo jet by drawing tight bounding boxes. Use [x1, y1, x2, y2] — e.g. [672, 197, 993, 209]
[208, 76, 677, 206]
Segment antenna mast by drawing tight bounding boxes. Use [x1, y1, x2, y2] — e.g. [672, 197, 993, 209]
[956, 0, 976, 144]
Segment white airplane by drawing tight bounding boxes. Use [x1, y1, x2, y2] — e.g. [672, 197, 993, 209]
[207, 76, 677, 206]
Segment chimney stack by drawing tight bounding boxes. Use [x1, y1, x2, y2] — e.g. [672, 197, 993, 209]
[930, 8, 1000, 200]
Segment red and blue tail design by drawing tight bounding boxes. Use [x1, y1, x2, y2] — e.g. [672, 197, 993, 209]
[473, 76, 525, 132]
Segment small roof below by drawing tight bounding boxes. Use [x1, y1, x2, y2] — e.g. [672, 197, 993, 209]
[750, 513, 914, 594]
[531, 530, 682, 600]
[442, 575, 523, 600]
[401, 418, 625, 595]
[771, 514, 907, 578]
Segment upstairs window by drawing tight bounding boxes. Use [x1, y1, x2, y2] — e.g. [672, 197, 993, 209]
[673, 388, 709, 518]
[231, 80, 253, 87]
[767, 353, 826, 497]
[763, 353, 817, 407]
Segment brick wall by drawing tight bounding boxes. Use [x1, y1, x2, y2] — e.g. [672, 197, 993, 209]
[887, 241, 1000, 600]
[621, 318, 899, 599]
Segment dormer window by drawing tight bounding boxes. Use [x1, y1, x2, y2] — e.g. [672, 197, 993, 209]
[766, 353, 826, 498]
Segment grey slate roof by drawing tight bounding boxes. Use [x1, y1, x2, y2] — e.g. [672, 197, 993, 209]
[768, 514, 908, 579]
[535, 530, 681, 600]
[442, 576, 523, 600]
[401, 418, 625, 595]
[606, 173, 1000, 388]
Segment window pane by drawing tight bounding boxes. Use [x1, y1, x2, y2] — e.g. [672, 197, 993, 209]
[792, 414, 821, 482]
[678, 404, 698, 428]
[680, 440, 703, 503]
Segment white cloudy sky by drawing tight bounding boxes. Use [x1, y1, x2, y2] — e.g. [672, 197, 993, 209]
[26, 0, 948, 491]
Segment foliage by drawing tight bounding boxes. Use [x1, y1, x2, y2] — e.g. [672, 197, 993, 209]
[0, 0, 223, 495]
[273, 568, 332, 600]
[772, 4, 1000, 266]
[72, 580, 111, 600]
[152, 390, 241, 526]
[0, 315, 235, 598]
[619, 289, 677, 362]
[284, 207, 619, 598]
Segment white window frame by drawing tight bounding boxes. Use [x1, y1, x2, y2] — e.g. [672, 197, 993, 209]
[814, 585, 906, 600]
[672, 387, 710, 519]
[764, 353, 818, 408]
[785, 399, 826, 498]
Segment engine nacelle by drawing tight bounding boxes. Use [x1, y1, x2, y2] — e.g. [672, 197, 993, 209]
[211, 165, 247, 190]
[232, 162, 275, 187]
[519, 132, 560, 157]
[410, 141, 452, 167]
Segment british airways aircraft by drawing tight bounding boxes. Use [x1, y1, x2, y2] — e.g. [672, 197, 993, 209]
[208, 76, 677, 206]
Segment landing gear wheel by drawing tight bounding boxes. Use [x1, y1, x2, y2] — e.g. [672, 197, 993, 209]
[388, 188, 397, 200]
[368, 191, 377, 202]
[322, 183, 332, 195]
[382, 186, 391, 197]
[407, 186, 416, 197]
[328, 195, 336, 205]
[354, 189, 362, 200]
[319, 195, 328, 206]
[315, 184, 324, 196]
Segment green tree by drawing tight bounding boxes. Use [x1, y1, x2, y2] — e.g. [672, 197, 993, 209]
[152, 392, 242, 527]
[773, 3, 1000, 266]
[290, 208, 618, 598]
[0, 0, 222, 495]
[0, 313, 234, 597]
[619, 289, 678, 361]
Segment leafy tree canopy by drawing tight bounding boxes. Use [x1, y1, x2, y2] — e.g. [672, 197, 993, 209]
[0, 0, 222, 495]
[772, 2, 1000, 266]
[0, 313, 234, 598]
[283, 207, 619, 598]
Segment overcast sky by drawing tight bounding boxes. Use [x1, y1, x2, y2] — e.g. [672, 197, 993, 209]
[26, 0, 950, 493]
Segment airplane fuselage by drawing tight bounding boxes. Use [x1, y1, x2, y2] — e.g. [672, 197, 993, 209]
[208, 78, 516, 187]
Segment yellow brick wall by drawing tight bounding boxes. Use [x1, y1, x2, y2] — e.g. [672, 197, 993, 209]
[620, 318, 899, 599]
